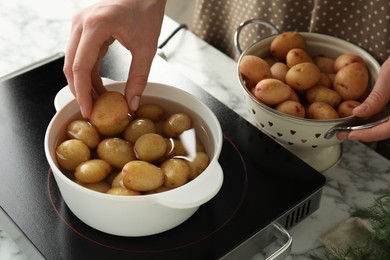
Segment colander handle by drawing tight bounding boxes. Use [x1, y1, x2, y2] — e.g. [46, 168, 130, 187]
[234, 19, 280, 55]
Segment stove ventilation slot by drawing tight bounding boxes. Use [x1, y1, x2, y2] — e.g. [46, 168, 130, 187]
[277, 189, 323, 230]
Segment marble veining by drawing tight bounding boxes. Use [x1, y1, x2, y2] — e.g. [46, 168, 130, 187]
[0, 1, 389, 259]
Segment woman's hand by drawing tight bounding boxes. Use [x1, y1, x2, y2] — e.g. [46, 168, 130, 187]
[63, 0, 166, 118]
[337, 56, 390, 142]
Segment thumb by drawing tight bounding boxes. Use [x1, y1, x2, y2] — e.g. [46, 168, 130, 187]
[353, 65, 390, 117]
[125, 52, 154, 112]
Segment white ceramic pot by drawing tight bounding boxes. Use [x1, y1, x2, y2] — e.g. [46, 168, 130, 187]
[44, 79, 223, 237]
[236, 24, 380, 171]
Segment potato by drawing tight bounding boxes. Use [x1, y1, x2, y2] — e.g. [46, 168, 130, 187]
[106, 187, 140, 196]
[111, 172, 123, 187]
[121, 160, 164, 191]
[133, 133, 167, 161]
[307, 102, 339, 120]
[90, 91, 130, 136]
[270, 62, 289, 82]
[285, 62, 321, 91]
[317, 73, 332, 88]
[83, 181, 111, 193]
[333, 63, 369, 100]
[286, 48, 313, 68]
[67, 120, 100, 149]
[135, 104, 164, 122]
[74, 159, 111, 184]
[145, 185, 172, 194]
[163, 112, 192, 138]
[123, 118, 156, 144]
[275, 100, 305, 118]
[333, 53, 365, 72]
[97, 138, 135, 169]
[286, 88, 300, 102]
[56, 139, 91, 171]
[187, 152, 210, 180]
[314, 56, 335, 74]
[239, 55, 272, 84]
[270, 31, 306, 60]
[305, 86, 341, 107]
[263, 57, 277, 67]
[161, 159, 190, 188]
[337, 100, 361, 118]
[253, 78, 291, 106]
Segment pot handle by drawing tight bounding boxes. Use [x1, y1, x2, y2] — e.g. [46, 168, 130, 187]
[156, 160, 224, 209]
[234, 19, 280, 55]
[221, 222, 292, 260]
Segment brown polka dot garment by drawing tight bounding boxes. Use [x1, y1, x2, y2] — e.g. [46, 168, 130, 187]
[192, 0, 390, 63]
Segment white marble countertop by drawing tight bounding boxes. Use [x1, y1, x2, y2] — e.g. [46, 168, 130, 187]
[1, 1, 390, 259]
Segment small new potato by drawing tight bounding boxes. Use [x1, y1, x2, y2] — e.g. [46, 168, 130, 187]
[270, 62, 289, 82]
[333, 63, 369, 100]
[307, 102, 339, 120]
[270, 31, 307, 60]
[83, 181, 111, 193]
[239, 55, 272, 84]
[305, 86, 341, 107]
[187, 152, 210, 180]
[253, 78, 291, 106]
[337, 100, 361, 117]
[333, 53, 365, 72]
[106, 187, 140, 196]
[317, 73, 332, 88]
[67, 120, 100, 149]
[97, 138, 135, 169]
[286, 48, 313, 68]
[56, 139, 91, 171]
[135, 104, 165, 122]
[163, 112, 192, 138]
[285, 62, 321, 91]
[134, 133, 167, 161]
[74, 159, 111, 184]
[314, 56, 335, 74]
[161, 159, 190, 188]
[121, 160, 164, 191]
[123, 118, 157, 144]
[90, 91, 130, 136]
[275, 100, 305, 118]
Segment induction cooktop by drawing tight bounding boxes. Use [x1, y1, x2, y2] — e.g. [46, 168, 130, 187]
[0, 51, 325, 260]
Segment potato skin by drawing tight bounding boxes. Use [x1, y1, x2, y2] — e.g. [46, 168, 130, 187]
[314, 56, 335, 74]
[333, 53, 365, 72]
[135, 104, 164, 122]
[67, 120, 100, 149]
[270, 62, 289, 82]
[163, 113, 192, 138]
[161, 159, 190, 188]
[337, 100, 361, 118]
[123, 118, 156, 144]
[74, 159, 111, 184]
[333, 63, 369, 100]
[307, 102, 339, 120]
[56, 139, 91, 171]
[97, 138, 135, 169]
[305, 86, 341, 108]
[239, 55, 272, 84]
[275, 100, 305, 118]
[133, 133, 167, 161]
[270, 31, 306, 60]
[285, 62, 321, 91]
[121, 161, 164, 192]
[90, 91, 130, 136]
[286, 48, 313, 68]
[253, 78, 291, 106]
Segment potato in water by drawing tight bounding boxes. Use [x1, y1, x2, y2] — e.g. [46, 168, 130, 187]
[121, 160, 164, 192]
[90, 91, 130, 136]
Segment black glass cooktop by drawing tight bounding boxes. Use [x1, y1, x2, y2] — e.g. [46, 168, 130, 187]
[0, 52, 325, 259]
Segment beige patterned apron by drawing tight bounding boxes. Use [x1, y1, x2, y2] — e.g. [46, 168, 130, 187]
[192, 0, 390, 63]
